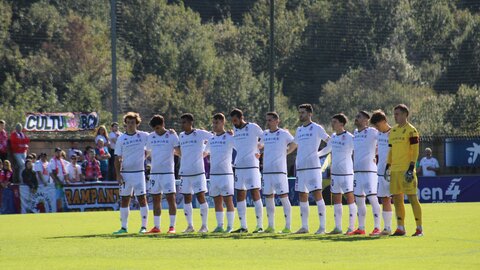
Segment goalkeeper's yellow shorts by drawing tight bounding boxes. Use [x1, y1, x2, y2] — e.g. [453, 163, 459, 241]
[390, 170, 418, 195]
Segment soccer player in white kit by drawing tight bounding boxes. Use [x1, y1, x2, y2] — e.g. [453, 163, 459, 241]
[177, 113, 213, 233]
[113, 112, 149, 234]
[204, 113, 236, 233]
[317, 114, 358, 235]
[229, 108, 264, 233]
[145, 115, 179, 234]
[370, 110, 393, 235]
[260, 112, 297, 234]
[348, 111, 382, 236]
[294, 104, 330, 234]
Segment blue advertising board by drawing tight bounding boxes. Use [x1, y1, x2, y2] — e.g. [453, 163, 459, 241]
[445, 138, 480, 167]
[415, 176, 480, 203]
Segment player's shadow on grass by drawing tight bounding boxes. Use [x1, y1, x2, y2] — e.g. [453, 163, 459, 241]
[47, 233, 385, 242]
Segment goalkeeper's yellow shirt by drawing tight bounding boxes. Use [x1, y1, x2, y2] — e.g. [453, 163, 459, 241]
[387, 122, 420, 172]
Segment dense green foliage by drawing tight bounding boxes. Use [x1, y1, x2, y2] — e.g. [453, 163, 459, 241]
[0, 0, 479, 135]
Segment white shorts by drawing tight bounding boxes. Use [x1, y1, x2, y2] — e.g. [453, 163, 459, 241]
[179, 174, 207, 195]
[209, 174, 234, 197]
[295, 168, 322, 193]
[262, 173, 289, 195]
[353, 172, 378, 197]
[377, 175, 391, 198]
[148, 173, 176, 195]
[234, 168, 261, 190]
[120, 171, 146, 197]
[331, 174, 354, 194]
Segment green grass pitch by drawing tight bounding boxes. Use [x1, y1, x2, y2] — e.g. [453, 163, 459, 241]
[1, 203, 479, 269]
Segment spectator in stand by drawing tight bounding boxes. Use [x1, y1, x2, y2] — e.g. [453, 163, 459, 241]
[67, 154, 82, 183]
[27, 153, 37, 161]
[0, 120, 8, 162]
[10, 123, 30, 183]
[0, 160, 15, 214]
[95, 138, 110, 180]
[68, 141, 84, 162]
[22, 159, 38, 193]
[34, 153, 50, 186]
[418, 147, 440, 177]
[94, 125, 110, 146]
[49, 147, 69, 212]
[108, 122, 122, 180]
[61, 150, 70, 167]
[82, 148, 102, 182]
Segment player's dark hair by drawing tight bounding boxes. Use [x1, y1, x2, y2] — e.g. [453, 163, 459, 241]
[394, 104, 410, 116]
[370, 110, 387, 125]
[298, 104, 313, 113]
[229, 108, 243, 119]
[180, 113, 194, 122]
[266, 112, 279, 120]
[111, 122, 119, 127]
[123, 112, 141, 124]
[359, 110, 370, 119]
[332, 113, 348, 125]
[213, 113, 225, 121]
[149, 115, 164, 127]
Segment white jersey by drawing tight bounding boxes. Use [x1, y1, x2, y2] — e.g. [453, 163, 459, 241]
[294, 122, 329, 170]
[115, 131, 149, 172]
[205, 133, 235, 175]
[47, 157, 68, 182]
[419, 157, 440, 177]
[377, 129, 390, 175]
[353, 127, 378, 172]
[179, 129, 212, 176]
[261, 128, 294, 174]
[146, 131, 179, 174]
[329, 131, 354, 175]
[233, 122, 263, 168]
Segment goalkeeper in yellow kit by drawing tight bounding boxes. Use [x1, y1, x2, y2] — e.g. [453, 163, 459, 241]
[386, 104, 423, 237]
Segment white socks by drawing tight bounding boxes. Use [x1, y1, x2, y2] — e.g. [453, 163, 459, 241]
[382, 211, 392, 231]
[348, 203, 358, 230]
[356, 197, 367, 230]
[368, 195, 381, 229]
[184, 203, 193, 226]
[316, 199, 326, 230]
[216, 211, 224, 227]
[254, 199, 263, 228]
[170, 215, 176, 227]
[266, 197, 275, 228]
[300, 201, 309, 230]
[200, 202, 209, 227]
[334, 203, 342, 230]
[120, 207, 129, 229]
[154, 215, 161, 229]
[237, 200, 247, 229]
[140, 206, 149, 228]
[280, 197, 292, 230]
[226, 211, 235, 228]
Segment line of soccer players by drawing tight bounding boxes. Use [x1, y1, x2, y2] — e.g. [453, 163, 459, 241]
[113, 103, 423, 237]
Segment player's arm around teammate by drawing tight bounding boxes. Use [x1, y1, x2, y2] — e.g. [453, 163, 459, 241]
[293, 104, 330, 235]
[206, 113, 236, 233]
[144, 115, 178, 234]
[261, 112, 296, 234]
[113, 112, 149, 235]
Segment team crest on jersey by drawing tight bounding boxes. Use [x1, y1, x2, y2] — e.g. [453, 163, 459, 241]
[153, 136, 156, 139]
[276, 132, 280, 136]
[342, 135, 345, 140]
[166, 133, 169, 138]
[245, 126, 249, 131]
[309, 126, 313, 131]
[137, 133, 140, 138]
[223, 135, 226, 140]
[403, 129, 407, 134]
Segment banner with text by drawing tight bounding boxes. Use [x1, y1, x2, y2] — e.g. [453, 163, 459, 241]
[63, 182, 121, 211]
[445, 138, 480, 167]
[415, 176, 480, 203]
[24, 112, 99, 132]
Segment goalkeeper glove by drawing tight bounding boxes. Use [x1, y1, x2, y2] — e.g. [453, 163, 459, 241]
[404, 164, 415, 183]
[384, 164, 391, 182]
